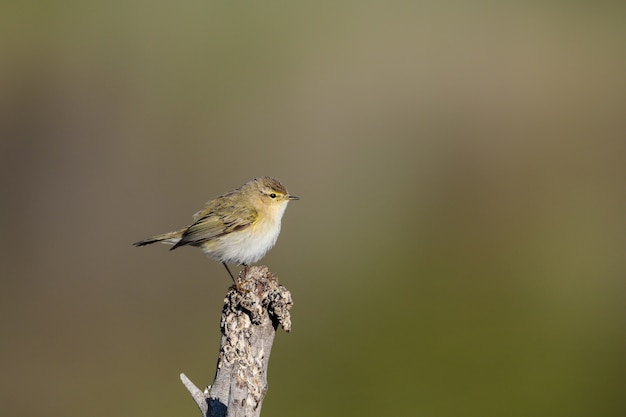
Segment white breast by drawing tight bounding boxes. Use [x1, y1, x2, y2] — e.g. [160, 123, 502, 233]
[204, 202, 288, 265]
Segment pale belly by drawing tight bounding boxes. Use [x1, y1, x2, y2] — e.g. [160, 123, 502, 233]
[201, 219, 282, 265]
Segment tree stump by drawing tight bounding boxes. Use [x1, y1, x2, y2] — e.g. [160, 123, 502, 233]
[181, 265, 293, 417]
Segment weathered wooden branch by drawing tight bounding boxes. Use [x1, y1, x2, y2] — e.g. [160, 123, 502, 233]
[180, 265, 293, 417]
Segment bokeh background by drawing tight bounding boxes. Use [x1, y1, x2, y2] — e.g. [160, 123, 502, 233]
[1, 2, 625, 416]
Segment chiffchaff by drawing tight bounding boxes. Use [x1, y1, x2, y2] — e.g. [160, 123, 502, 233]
[134, 177, 299, 283]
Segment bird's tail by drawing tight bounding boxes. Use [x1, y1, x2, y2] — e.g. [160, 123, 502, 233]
[133, 229, 185, 247]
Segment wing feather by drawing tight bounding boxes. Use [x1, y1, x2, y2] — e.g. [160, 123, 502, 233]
[172, 200, 257, 249]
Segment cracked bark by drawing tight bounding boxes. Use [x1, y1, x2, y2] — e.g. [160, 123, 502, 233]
[180, 265, 293, 417]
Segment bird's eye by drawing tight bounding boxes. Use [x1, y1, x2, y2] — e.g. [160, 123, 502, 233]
[269, 193, 277, 198]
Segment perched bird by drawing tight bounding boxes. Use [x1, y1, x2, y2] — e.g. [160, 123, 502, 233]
[134, 177, 299, 283]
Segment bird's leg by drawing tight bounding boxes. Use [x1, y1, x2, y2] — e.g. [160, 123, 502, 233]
[236, 264, 253, 292]
[222, 262, 237, 285]
[223, 262, 249, 293]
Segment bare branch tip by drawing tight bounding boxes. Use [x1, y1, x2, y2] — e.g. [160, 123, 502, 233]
[180, 372, 209, 415]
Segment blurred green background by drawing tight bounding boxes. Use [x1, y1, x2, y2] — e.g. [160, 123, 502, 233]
[1, 2, 625, 416]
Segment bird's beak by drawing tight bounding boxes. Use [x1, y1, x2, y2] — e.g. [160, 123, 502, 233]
[288, 195, 300, 200]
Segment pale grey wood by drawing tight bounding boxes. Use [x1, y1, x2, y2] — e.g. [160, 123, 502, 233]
[181, 266, 293, 417]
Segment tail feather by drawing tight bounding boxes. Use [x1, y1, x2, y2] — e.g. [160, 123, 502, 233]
[133, 229, 184, 247]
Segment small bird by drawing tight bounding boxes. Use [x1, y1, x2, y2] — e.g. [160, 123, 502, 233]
[134, 177, 299, 283]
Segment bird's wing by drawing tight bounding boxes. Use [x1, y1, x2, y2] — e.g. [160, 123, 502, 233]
[192, 189, 238, 221]
[173, 201, 257, 248]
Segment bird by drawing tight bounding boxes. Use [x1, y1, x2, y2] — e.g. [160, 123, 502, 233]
[133, 176, 299, 283]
